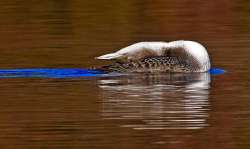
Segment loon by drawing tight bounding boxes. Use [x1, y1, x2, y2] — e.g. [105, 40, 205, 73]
[96, 40, 211, 73]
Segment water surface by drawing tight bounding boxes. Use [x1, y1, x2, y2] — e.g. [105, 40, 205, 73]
[0, 0, 250, 148]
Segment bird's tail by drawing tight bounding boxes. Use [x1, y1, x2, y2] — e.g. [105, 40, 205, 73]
[96, 53, 122, 60]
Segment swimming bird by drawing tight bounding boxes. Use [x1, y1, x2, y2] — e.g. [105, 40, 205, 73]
[96, 40, 210, 73]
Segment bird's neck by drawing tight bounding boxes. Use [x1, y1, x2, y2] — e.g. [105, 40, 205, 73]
[164, 40, 185, 49]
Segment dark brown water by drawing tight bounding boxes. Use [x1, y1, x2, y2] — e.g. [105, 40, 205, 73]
[0, 0, 250, 148]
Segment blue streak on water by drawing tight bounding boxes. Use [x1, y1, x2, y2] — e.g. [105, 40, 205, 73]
[0, 68, 107, 78]
[209, 68, 226, 75]
[0, 68, 225, 78]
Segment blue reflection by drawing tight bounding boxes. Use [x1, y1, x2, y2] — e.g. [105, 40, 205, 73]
[0, 68, 225, 78]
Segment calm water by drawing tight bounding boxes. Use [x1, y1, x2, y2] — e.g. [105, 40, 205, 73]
[0, 0, 250, 148]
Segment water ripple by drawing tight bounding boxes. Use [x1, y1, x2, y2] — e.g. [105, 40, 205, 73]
[98, 73, 210, 130]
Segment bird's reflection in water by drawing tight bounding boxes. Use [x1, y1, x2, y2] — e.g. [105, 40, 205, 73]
[98, 72, 211, 130]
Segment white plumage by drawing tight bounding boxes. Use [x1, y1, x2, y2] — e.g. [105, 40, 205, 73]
[97, 40, 211, 72]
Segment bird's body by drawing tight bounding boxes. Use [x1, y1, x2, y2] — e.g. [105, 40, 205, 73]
[97, 40, 211, 73]
[101, 56, 193, 73]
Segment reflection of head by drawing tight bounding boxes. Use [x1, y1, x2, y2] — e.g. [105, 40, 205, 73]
[98, 73, 211, 130]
